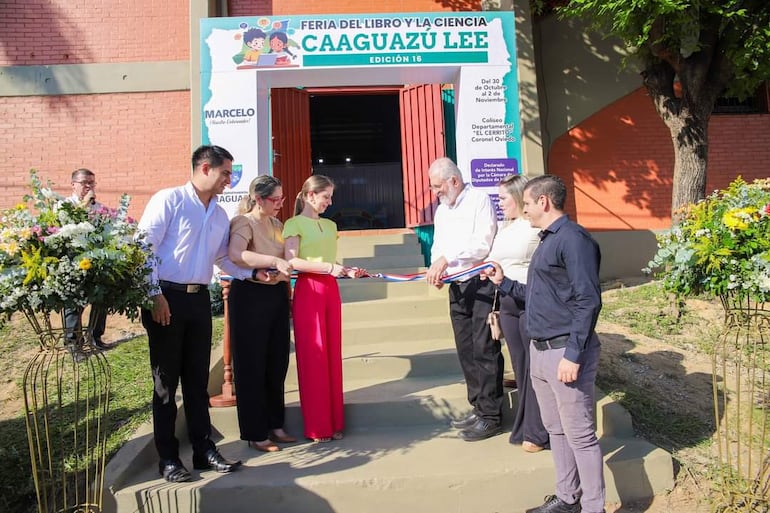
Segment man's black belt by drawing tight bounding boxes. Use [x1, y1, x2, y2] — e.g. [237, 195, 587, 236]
[531, 335, 569, 351]
[159, 280, 208, 293]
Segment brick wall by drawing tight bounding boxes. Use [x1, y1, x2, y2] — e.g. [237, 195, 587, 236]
[549, 87, 770, 230]
[0, 0, 189, 65]
[4, 1, 766, 229]
[228, 0, 480, 16]
[0, 91, 191, 218]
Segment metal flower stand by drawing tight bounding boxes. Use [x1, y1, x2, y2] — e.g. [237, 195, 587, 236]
[713, 294, 769, 512]
[22, 307, 111, 513]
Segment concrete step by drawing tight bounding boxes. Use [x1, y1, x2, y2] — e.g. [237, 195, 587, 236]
[340, 315, 454, 344]
[280, 377, 633, 441]
[338, 279, 444, 302]
[285, 340, 460, 383]
[337, 231, 418, 250]
[339, 253, 426, 270]
[342, 294, 448, 320]
[107, 421, 669, 513]
[336, 239, 421, 258]
[104, 345, 663, 513]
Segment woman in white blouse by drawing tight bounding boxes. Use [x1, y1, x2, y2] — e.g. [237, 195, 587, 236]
[487, 174, 549, 453]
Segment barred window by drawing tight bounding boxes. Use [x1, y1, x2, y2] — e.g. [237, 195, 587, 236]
[714, 82, 769, 114]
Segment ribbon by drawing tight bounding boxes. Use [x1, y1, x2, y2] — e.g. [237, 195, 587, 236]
[225, 261, 496, 283]
[363, 261, 495, 283]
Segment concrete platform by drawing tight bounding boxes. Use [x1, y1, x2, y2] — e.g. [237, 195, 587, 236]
[106, 413, 672, 513]
[103, 230, 674, 512]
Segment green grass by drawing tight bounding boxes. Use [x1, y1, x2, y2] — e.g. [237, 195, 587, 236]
[597, 373, 713, 452]
[597, 282, 720, 461]
[600, 281, 721, 354]
[0, 316, 224, 513]
[601, 281, 687, 337]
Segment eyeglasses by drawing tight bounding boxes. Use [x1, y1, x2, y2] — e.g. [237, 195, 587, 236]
[429, 178, 448, 191]
[73, 181, 96, 187]
[265, 196, 285, 204]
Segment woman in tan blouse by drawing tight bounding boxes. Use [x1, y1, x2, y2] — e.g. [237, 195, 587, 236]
[228, 175, 295, 452]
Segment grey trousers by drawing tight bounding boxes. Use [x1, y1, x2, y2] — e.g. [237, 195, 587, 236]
[530, 336, 605, 513]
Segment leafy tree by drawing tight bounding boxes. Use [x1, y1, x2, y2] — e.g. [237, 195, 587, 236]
[540, 0, 770, 218]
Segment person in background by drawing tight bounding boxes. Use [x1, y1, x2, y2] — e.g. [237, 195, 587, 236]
[228, 175, 295, 453]
[138, 145, 267, 483]
[487, 173, 549, 453]
[64, 168, 109, 350]
[283, 174, 364, 443]
[425, 157, 502, 442]
[484, 174, 605, 513]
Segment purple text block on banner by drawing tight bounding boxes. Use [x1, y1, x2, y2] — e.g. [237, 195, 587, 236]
[470, 158, 519, 187]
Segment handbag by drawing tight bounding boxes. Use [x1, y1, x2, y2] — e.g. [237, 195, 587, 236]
[487, 289, 502, 341]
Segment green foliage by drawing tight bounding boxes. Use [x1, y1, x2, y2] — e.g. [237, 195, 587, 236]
[0, 171, 157, 320]
[210, 280, 225, 316]
[646, 177, 770, 302]
[556, 0, 770, 99]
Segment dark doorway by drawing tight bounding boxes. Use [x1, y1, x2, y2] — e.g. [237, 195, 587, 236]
[309, 93, 405, 230]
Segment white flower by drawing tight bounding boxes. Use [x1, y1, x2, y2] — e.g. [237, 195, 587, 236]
[40, 188, 58, 200]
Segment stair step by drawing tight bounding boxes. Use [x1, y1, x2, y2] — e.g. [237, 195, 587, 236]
[109, 425, 671, 513]
[339, 279, 443, 302]
[286, 340, 460, 382]
[342, 294, 448, 319]
[279, 378, 631, 439]
[340, 315, 454, 344]
[336, 232, 418, 249]
[336, 241, 421, 258]
[340, 254, 426, 270]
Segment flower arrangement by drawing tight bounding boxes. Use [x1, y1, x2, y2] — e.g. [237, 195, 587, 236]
[646, 177, 770, 302]
[0, 171, 156, 329]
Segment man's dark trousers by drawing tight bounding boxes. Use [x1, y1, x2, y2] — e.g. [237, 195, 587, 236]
[141, 287, 216, 461]
[448, 275, 503, 423]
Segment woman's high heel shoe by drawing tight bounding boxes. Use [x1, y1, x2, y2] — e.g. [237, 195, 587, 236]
[249, 440, 280, 452]
[269, 429, 297, 444]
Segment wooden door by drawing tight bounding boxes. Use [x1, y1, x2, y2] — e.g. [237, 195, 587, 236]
[271, 87, 312, 222]
[400, 84, 446, 226]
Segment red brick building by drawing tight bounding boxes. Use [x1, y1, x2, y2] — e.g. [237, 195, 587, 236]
[2, 0, 768, 275]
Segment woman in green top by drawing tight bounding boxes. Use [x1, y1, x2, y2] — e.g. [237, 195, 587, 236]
[283, 175, 362, 442]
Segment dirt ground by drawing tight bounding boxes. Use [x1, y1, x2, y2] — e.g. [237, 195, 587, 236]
[598, 291, 721, 513]
[0, 312, 145, 421]
[1, 286, 724, 512]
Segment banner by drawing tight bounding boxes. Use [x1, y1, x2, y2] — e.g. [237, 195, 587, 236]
[200, 12, 521, 219]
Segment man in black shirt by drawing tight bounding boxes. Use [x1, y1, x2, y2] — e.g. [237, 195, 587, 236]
[485, 174, 605, 513]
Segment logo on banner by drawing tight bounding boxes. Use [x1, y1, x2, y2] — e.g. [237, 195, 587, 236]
[203, 107, 256, 126]
[232, 18, 300, 69]
[230, 164, 243, 188]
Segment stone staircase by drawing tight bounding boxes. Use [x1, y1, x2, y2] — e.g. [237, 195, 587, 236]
[104, 229, 673, 513]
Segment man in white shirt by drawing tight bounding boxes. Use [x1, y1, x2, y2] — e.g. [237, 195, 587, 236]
[138, 145, 266, 482]
[64, 168, 109, 350]
[426, 157, 502, 441]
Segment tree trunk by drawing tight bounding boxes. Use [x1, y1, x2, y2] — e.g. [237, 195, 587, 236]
[669, 115, 708, 219]
[643, 58, 719, 222]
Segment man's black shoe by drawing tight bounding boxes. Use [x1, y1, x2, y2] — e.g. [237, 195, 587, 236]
[525, 495, 581, 513]
[158, 459, 191, 483]
[192, 449, 241, 473]
[459, 418, 502, 441]
[92, 339, 113, 351]
[450, 413, 479, 429]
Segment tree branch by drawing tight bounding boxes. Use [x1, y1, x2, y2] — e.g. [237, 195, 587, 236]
[648, 16, 682, 73]
[642, 61, 680, 126]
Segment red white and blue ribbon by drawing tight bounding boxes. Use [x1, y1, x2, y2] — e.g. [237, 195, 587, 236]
[222, 261, 496, 283]
[362, 261, 495, 283]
